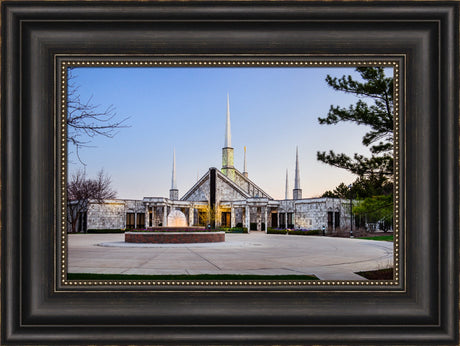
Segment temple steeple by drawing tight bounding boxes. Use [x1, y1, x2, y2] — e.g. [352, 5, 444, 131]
[285, 169, 289, 199]
[222, 93, 235, 181]
[225, 93, 231, 148]
[169, 148, 179, 200]
[293, 146, 302, 200]
[243, 146, 248, 178]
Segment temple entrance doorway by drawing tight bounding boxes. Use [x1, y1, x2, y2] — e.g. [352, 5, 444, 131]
[271, 213, 278, 228]
[221, 212, 231, 228]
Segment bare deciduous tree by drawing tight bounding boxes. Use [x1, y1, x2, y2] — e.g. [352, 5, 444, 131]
[67, 169, 117, 233]
[67, 68, 129, 163]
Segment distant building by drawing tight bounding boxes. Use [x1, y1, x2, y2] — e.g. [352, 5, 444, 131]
[70, 95, 351, 233]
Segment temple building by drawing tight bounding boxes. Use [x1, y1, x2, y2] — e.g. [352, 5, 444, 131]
[73, 96, 351, 233]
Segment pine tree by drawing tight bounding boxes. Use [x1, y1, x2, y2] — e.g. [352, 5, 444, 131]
[317, 67, 393, 178]
[322, 175, 393, 199]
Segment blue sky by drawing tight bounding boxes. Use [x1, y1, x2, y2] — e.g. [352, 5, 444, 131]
[68, 67, 391, 200]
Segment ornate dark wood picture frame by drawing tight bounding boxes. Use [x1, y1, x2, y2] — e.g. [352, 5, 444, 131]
[1, 1, 458, 345]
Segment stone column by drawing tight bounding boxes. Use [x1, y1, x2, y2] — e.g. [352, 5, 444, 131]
[230, 204, 235, 228]
[163, 205, 168, 227]
[256, 208, 261, 231]
[189, 205, 194, 226]
[277, 212, 280, 229]
[245, 205, 250, 230]
[152, 205, 155, 227]
[332, 210, 335, 231]
[134, 213, 137, 229]
[144, 204, 149, 228]
[264, 207, 268, 233]
[293, 209, 296, 229]
[285, 212, 288, 229]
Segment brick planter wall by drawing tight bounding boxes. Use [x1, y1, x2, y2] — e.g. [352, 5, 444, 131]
[132, 227, 206, 232]
[125, 232, 225, 244]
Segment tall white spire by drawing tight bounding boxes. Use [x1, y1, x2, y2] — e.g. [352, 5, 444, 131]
[224, 93, 232, 148]
[293, 146, 302, 200]
[169, 148, 179, 200]
[171, 148, 177, 189]
[222, 93, 235, 181]
[294, 146, 300, 189]
[243, 146, 248, 177]
[285, 169, 289, 199]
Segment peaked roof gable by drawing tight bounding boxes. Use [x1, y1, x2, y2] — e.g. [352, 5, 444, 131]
[180, 171, 210, 201]
[215, 169, 251, 200]
[232, 168, 273, 200]
[181, 167, 274, 202]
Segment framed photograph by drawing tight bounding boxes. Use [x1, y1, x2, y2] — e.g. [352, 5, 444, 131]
[2, 1, 458, 345]
[64, 61, 397, 284]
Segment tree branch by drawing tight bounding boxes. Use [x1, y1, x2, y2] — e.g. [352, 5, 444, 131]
[66, 68, 130, 164]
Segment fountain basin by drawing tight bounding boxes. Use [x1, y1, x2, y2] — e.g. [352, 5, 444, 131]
[130, 227, 207, 232]
[125, 231, 225, 244]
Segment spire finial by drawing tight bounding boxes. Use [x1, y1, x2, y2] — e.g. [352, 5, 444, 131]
[170, 148, 179, 200]
[294, 146, 300, 189]
[171, 148, 177, 190]
[244, 146, 247, 172]
[222, 93, 235, 180]
[242, 146, 248, 178]
[225, 93, 232, 148]
[285, 169, 289, 199]
[293, 146, 302, 200]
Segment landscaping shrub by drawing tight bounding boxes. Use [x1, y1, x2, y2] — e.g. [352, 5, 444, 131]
[229, 227, 248, 233]
[267, 228, 321, 236]
[289, 229, 321, 236]
[331, 228, 352, 237]
[219, 227, 248, 233]
[86, 229, 126, 233]
[267, 228, 289, 235]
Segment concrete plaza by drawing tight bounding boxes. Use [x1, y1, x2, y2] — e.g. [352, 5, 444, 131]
[68, 232, 394, 280]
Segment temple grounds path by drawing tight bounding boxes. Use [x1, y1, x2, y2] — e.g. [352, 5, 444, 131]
[68, 232, 394, 280]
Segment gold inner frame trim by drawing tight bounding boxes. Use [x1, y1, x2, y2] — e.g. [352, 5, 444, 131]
[58, 57, 401, 289]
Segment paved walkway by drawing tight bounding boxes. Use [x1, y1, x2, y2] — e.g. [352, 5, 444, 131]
[68, 232, 393, 280]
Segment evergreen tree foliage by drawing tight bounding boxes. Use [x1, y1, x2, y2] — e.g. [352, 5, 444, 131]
[317, 67, 394, 177]
[353, 194, 393, 232]
[322, 174, 393, 199]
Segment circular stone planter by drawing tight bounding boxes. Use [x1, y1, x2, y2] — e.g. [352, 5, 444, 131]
[125, 231, 225, 244]
[133, 227, 207, 232]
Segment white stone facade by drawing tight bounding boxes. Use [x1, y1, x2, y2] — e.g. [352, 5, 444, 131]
[216, 173, 248, 202]
[78, 170, 350, 233]
[86, 199, 144, 230]
[181, 177, 210, 202]
[71, 97, 352, 233]
[278, 198, 351, 232]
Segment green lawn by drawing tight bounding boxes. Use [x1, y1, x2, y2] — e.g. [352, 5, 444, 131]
[357, 235, 393, 241]
[68, 273, 319, 281]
